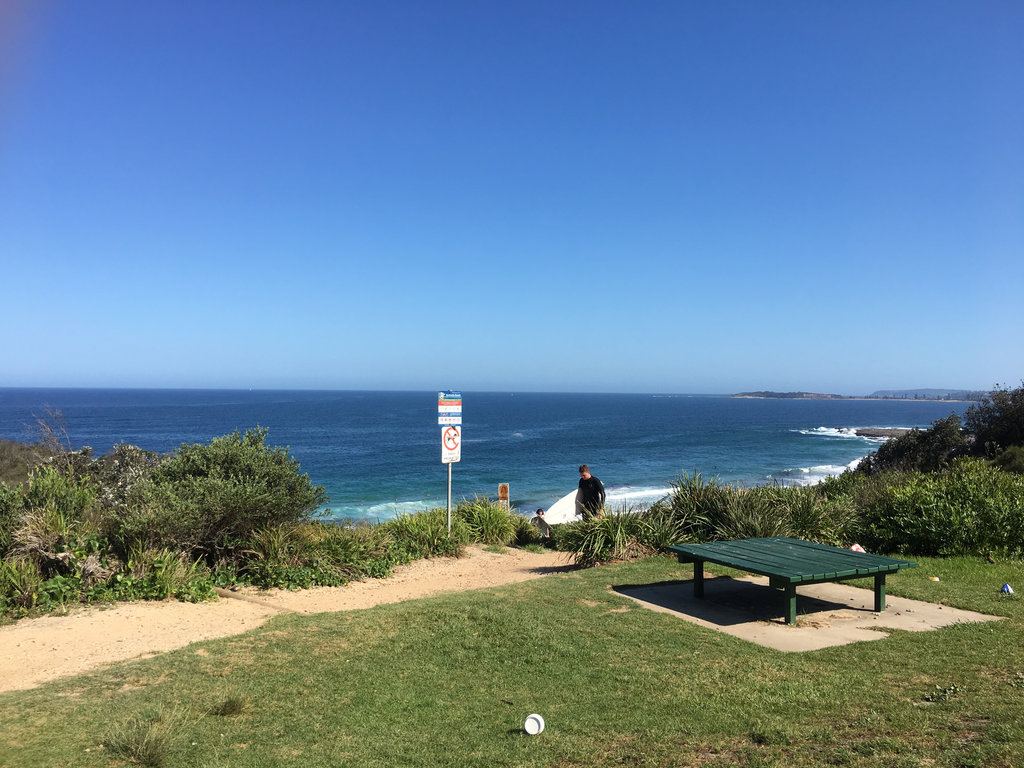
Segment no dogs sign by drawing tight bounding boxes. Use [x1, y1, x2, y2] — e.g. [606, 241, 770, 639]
[442, 425, 461, 464]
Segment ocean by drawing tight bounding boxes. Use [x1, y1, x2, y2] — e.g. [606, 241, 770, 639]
[0, 389, 972, 522]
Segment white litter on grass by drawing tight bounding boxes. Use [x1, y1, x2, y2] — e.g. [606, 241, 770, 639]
[524, 714, 545, 735]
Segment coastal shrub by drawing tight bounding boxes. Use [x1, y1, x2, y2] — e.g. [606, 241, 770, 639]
[7, 467, 112, 587]
[0, 482, 22, 556]
[858, 414, 967, 475]
[384, 507, 470, 559]
[112, 427, 327, 559]
[0, 440, 39, 487]
[22, 464, 98, 526]
[964, 382, 1024, 455]
[238, 523, 364, 589]
[712, 486, 790, 540]
[859, 458, 1024, 557]
[94, 442, 162, 512]
[241, 524, 316, 588]
[653, 472, 863, 548]
[455, 497, 517, 545]
[512, 513, 543, 546]
[993, 445, 1024, 475]
[784, 485, 860, 546]
[0, 556, 44, 611]
[637, 499, 691, 550]
[109, 547, 215, 602]
[557, 507, 651, 567]
[304, 521, 403, 579]
[659, 472, 731, 538]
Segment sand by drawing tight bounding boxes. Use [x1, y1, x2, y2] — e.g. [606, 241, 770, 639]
[0, 545, 572, 694]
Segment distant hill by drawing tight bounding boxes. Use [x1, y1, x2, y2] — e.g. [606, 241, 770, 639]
[732, 391, 848, 399]
[868, 389, 986, 401]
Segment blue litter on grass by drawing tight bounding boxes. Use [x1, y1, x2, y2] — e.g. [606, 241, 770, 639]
[1001, 584, 1014, 594]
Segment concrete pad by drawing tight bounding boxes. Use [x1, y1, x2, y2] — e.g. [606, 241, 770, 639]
[615, 575, 1002, 652]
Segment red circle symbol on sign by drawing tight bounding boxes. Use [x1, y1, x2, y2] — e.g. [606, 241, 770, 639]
[443, 426, 460, 450]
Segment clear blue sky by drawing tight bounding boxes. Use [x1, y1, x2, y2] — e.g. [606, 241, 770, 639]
[2, 1, 1021, 394]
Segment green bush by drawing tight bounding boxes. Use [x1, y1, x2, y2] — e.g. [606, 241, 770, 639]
[633, 500, 688, 550]
[859, 458, 1024, 557]
[647, 472, 862, 550]
[993, 445, 1024, 474]
[964, 382, 1024, 455]
[858, 413, 967, 475]
[109, 427, 327, 558]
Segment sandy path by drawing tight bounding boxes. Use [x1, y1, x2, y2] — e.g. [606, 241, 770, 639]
[0, 546, 571, 693]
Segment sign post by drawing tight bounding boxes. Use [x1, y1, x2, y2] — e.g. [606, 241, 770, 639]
[438, 391, 462, 532]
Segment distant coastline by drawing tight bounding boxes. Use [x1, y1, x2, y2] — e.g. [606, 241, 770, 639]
[732, 389, 984, 402]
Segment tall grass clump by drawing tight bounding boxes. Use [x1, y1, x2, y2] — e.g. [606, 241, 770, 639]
[511, 512, 544, 546]
[642, 472, 862, 550]
[236, 520, 404, 589]
[384, 507, 470, 559]
[455, 497, 517, 545]
[555, 506, 651, 567]
[302, 520, 402, 579]
[784, 484, 860, 546]
[104, 706, 190, 768]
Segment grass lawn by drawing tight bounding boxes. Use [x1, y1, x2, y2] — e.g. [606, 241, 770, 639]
[1, 554, 1023, 767]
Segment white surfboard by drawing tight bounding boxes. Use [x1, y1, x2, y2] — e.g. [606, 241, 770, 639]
[543, 488, 581, 525]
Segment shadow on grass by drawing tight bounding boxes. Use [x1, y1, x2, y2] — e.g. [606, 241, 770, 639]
[613, 577, 859, 627]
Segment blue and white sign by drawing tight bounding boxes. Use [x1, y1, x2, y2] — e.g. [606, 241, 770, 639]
[438, 390, 462, 425]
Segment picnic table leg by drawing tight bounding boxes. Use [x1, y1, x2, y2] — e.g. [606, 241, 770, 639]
[693, 559, 704, 598]
[784, 583, 797, 624]
[874, 573, 887, 612]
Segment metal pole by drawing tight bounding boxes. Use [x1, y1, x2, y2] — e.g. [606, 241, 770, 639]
[446, 462, 452, 532]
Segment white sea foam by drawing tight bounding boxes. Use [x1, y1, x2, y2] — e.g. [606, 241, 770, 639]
[605, 486, 671, 505]
[794, 426, 899, 443]
[329, 499, 435, 522]
[777, 457, 864, 487]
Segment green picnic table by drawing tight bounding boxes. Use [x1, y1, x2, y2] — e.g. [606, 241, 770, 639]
[667, 536, 917, 624]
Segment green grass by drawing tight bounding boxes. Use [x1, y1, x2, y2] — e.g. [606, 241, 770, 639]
[2, 554, 1023, 767]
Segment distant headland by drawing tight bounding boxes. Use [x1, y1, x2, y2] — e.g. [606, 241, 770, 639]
[731, 389, 986, 402]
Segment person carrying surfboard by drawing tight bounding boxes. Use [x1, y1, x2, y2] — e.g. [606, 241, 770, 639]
[576, 464, 606, 519]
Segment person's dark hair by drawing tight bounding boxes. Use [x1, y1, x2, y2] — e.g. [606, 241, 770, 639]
[536, 508, 544, 515]
[578, 464, 589, 474]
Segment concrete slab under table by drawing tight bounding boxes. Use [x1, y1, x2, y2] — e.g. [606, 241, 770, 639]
[668, 536, 917, 624]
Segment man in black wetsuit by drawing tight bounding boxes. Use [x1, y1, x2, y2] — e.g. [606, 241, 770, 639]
[576, 464, 606, 519]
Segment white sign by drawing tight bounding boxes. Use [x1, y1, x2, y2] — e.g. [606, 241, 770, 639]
[442, 425, 461, 464]
[438, 391, 462, 425]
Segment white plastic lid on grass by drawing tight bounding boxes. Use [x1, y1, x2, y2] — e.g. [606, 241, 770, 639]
[524, 714, 545, 735]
